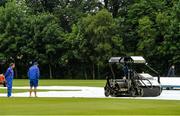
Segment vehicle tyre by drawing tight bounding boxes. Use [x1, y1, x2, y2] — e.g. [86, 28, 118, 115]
[139, 88, 144, 96]
[130, 90, 136, 97]
[105, 89, 110, 97]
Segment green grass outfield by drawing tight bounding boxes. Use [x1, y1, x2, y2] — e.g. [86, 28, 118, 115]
[0, 98, 180, 115]
[0, 79, 180, 115]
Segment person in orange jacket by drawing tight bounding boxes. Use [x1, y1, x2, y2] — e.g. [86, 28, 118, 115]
[0, 74, 6, 87]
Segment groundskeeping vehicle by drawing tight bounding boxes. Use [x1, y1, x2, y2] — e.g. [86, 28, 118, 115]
[104, 56, 162, 97]
[0, 74, 6, 87]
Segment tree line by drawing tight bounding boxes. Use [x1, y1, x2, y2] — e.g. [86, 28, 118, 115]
[0, 0, 179, 79]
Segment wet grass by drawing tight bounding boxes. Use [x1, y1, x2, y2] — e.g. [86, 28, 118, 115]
[0, 97, 180, 115]
[1, 79, 180, 115]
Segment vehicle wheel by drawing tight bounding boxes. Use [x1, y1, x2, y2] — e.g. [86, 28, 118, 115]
[139, 88, 144, 96]
[105, 89, 110, 97]
[130, 90, 136, 97]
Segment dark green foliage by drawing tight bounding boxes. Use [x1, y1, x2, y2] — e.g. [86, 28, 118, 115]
[0, 0, 179, 78]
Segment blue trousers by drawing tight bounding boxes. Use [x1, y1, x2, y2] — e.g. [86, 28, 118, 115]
[6, 79, 13, 97]
[7, 88, 12, 97]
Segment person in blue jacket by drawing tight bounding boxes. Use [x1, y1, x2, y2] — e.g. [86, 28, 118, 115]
[5, 63, 15, 97]
[28, 62, 40, 97]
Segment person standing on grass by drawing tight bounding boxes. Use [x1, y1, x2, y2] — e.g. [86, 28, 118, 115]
[5, 63, 15, 97]
[28, 62, 40, 97]
[167, 65, 175, 77]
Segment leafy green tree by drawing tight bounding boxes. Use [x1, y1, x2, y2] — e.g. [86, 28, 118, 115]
[104, 0, 133, 17]
[25, 0, 60, 13]
[0, 0, 179, 78]
[75, 9, 124, 79]
[27, 13, 65, 79]
[157, 1, 180, 65]
[121, 0, 165, 53]
[25, 0, 45, 14]
[0, 0, 29, 77]
[137, 16, 156, 56]
[0, 1, 65, 78]
[53, 0, 102, 32]
[0, 0, 7, 7]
